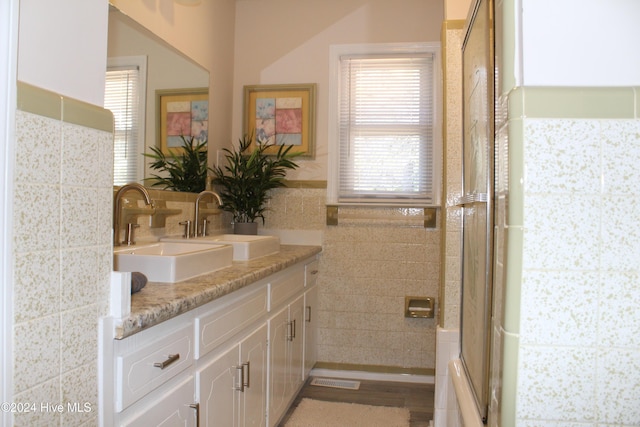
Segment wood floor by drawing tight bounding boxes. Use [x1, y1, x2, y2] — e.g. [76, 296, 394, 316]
[278, 377, 434, 426]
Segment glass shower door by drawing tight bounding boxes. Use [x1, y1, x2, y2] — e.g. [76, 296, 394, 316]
[459, 0, 494, 422]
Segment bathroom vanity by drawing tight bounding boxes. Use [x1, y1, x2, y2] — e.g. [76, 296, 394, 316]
[100, 245, 321, 427]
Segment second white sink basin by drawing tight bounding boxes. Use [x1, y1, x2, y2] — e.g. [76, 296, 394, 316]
[162, 234, 280, 261]
[114, 242, 233, 283]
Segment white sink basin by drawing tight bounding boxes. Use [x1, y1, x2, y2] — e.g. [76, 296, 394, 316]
[114, 242, 233, 283]
[162, 234, 280, 261]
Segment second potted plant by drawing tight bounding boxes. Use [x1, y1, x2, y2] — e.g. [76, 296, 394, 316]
[211, 134, 300, 234]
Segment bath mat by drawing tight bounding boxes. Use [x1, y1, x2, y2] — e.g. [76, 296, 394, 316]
[283, 398, 410, 427]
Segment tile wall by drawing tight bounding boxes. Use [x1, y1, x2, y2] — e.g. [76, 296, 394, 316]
[265, 187, 440, 371]
[12, 82, 114, 426]
[316, 206, 440, 370]
[440, 20, 464, 331]
[500, 87, 640, 426]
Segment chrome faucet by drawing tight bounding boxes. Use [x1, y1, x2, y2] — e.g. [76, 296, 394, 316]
[194, 190, 223, 237]
[113, 183, 153, 246]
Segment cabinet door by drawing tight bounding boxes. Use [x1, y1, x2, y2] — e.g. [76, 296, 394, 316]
[239, 323, 268, 427]
[197, 345, 239, 427]
[303, 286, 318, 378]
[120, 376, 196, 427]
[268, 306, 289, 427]
[288, 294, 305, 389]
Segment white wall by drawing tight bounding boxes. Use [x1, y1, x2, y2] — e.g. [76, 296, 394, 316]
[233, 0, 444, 181]
[445, 0, 473, 20]
[521, 0, 640, 86]
[17, 0, 108, 106]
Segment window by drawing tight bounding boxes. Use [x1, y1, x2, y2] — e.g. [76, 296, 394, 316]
[104, 56, 147, 186]
[328, 43, 441, 205]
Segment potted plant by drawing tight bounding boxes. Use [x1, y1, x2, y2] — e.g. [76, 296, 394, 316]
[211, 134, 300, 234]
[144, 135, 208, 193]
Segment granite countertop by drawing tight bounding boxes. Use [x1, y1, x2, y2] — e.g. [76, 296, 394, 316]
[115, 244, 322, 339]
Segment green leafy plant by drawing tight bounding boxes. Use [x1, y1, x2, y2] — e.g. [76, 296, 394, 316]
[144, 135, 208, 193]
[211, 134, 300, 224]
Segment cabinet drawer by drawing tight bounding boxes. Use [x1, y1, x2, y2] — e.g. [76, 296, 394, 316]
[305, 259, 319, 287]
[269, 265, 305, 311]
[116, 324, 193, 412]
[195, 286, 268, 358]
[119, 376, 196, 427]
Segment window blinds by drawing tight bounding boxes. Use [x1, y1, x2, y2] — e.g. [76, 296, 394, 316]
[105, 66, 140, 186]
[338, 53, 435, 203]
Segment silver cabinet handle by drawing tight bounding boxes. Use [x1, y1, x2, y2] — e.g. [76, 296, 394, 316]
[189, 403, 200, 427]
[292, 319, 296, 339]
[153, 353, 180, 370]
[306, 306, 312, 323]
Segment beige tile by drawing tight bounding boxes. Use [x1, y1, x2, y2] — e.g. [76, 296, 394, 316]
[13, 183, 60, 253]
[601, 120, 640, 195]
[596, 348, 640, 424]
[522, 194, 600, 271]
[14, 111, 62, 185]
[13, 250, 60, 323]
[61, 362, 98, 426]
[60, 186, 99, 248]
[61, 304, 98, 375]
[524, 119, 601, 194]
[520, 270, 598, 346]
[96, 188, 114, 245]
[600, 195, 640, 271]
[12, 377, 61, 427]
[599, 271, 640, 348]
[60, 248, 99, 311]
[61, 122, 102, 187]
[517, 346, 596, 422]
[13, 315, 61, 393]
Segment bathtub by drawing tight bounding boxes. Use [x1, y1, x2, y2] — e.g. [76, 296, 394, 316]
[434, 328, 485, 427]
[449, 359, 484, 427]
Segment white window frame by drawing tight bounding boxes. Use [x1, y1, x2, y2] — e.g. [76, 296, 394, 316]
[328, 42, 442, 206]
[106, 55, 147, 185]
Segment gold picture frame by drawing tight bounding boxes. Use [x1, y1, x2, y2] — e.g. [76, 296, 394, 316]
[156, 88, 208, 154]
[243, 83, 316, 159]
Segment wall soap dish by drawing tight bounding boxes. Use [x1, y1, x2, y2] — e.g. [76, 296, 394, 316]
[405, 296, 434, 318]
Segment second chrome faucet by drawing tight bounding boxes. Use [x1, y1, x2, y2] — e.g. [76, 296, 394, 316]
[193, 190, 223, 237]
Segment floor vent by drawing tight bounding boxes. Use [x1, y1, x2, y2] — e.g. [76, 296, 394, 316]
[310, 377, 361, 390]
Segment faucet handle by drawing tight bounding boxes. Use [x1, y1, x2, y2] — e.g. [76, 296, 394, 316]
[124, 223, 140, 246]
[200, 219, 210, 237]
[179, 220, 192, 239]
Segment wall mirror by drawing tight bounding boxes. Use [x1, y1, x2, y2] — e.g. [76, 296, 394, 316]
[107, 5, 209, 190]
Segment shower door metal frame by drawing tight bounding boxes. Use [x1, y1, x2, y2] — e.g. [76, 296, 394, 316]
[459, 0, 495, 422]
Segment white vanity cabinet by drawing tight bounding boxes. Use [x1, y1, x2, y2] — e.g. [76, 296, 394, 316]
[102, 253, 320, 427]
[268, 265, 306, 427]
[195, 284, 269, 427]
[196, 323, 268, 427]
